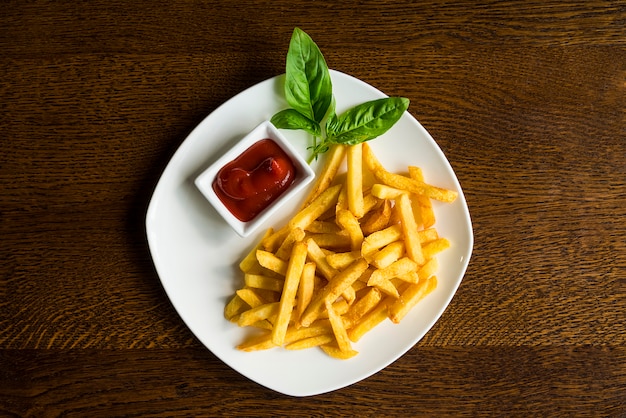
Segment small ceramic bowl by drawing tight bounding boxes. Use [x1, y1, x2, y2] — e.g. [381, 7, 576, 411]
[195, 120, 315, 237]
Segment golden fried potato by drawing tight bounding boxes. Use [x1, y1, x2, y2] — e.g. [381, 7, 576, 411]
[228, 143, 454, 359]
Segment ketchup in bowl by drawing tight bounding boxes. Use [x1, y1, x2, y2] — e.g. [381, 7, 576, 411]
[213, 139, 297, 222]
[195, 120, 315, 237]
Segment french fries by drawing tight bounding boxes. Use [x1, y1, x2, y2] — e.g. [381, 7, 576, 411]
[225, 141, 457, 359]
[363, 143, 458, 203]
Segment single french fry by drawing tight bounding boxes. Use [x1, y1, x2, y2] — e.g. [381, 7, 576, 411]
[256, 250, 288, 276]
[347, 143, 364, 218]
[300, 258, 369, 327]
[295, 262, 316, 324]
[419, 228, 439, 244]
[335, 185, 348, 213]
[336, 209, 364, 251]
[389, 275, 438, 323]
[407, 166, 422, 179]
[237, 336, 274, 352]
[326, 251, 362, 270]
[236, 288, 267, 309]
[370, 257, 418, 283]
[249, 320, 274, 330]
[306, 232, 352, 251]
[363, 143, 458, 203]
[371, 183, 405, 200]
[302, 144, 346, 207]
[285, 334, 334, 350]
[321, 343, 359, 359]
[422, 238, 451, 259]
[289, 184, 343, 231]
[272, 241, 308, 345]
[224, 294, 249, 320]
[238, 302, 280, 327]
[244, 273, 284, 293]
[236, 330, 275, 351]
[239, 228, 274, 272]
[396, 193, 425, 265]
[325, 299, 353, 353]
[361, 152, 378, 190]
[372, 241, 405, 269]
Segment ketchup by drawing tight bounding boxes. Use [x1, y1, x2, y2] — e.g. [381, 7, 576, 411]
[213, 139, 297, 222]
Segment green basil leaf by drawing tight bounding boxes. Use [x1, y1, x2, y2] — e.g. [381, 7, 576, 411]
[326, 97, 409, 145]
[271, 108, 321, 137]
[284, 28, 333, 123]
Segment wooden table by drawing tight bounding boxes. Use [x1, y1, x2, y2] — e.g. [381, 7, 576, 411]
[2, 1, 625, 416]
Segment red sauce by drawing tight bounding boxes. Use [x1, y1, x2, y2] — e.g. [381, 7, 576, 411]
[213, 138, 297, 222]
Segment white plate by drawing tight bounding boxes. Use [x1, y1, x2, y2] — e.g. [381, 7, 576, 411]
[146, 70, 473, 397]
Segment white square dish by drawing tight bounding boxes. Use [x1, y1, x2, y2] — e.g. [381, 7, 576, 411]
[194, 120, 315, 237]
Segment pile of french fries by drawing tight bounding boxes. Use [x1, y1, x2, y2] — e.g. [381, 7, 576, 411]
[224, 142, 458, 359]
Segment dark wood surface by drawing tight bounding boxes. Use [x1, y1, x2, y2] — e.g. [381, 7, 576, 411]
[2, 1, 625, 416]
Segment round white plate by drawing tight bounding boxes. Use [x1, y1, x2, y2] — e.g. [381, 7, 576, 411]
[146, 70, 473, 397]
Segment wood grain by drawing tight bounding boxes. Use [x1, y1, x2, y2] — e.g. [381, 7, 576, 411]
[1, 0, 625, 415]
[1, 347, 624, 416]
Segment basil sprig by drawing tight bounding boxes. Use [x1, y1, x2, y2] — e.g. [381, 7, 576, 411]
[271, 28, 410, 162]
